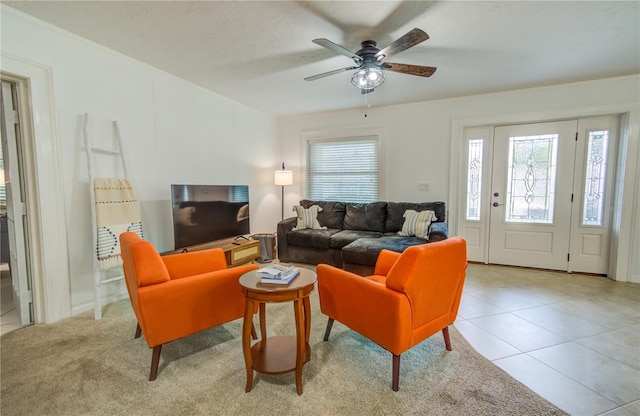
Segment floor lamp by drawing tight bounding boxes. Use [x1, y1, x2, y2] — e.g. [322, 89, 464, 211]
[274, 162, 293, 221]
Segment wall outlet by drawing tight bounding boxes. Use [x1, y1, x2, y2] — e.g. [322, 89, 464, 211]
[418, 183, 430, 191]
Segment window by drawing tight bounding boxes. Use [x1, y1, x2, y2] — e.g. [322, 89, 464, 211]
[306, 137, 379, 203]
[465, 139, 483, 220]
[230, 185, 249, 203]
[582, 130, 609, 226]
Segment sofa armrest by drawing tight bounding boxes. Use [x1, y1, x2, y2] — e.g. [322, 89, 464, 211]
[277, 217, 298, 261]
[429, 222, 448, 241]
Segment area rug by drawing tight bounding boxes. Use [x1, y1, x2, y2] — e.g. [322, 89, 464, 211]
[0, 290, 567, 415]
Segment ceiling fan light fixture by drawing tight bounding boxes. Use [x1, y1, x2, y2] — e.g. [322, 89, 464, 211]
[351, 66, 385, 90]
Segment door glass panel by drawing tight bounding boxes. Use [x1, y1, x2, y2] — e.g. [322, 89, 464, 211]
[466, 139, 483, 220]
[582, 130, 609, 226]
[505, 134, 558, 224]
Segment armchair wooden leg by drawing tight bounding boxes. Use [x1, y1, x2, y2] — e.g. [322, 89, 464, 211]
[251, 322, 257, 340]
[442, 326, 452, 351]
[149, 345, 162, 381]
[392, 354, 401, 392]
[323, 318, 335, 341]
[135, 323, 142, 339]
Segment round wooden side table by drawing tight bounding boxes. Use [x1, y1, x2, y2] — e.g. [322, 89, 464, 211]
[239, 267, 317, 395]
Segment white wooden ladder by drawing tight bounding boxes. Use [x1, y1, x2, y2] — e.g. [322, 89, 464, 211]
[83, 113, 131, 319]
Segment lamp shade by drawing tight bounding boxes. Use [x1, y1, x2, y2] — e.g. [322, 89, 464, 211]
[274, 169, 293, 186]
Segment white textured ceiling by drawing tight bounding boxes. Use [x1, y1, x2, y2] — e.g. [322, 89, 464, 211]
[3, 1, 640, 116]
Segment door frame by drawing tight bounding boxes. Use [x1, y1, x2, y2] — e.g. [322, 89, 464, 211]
[449, 104, 639, 282]
[1, 54, 71, 323]
[1, 79, 33, 325]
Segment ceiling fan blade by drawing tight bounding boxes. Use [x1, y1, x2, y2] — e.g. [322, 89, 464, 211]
[375, 28, 429, 60]
[312, 38, 363, 64]
[382, 62, 437, 77]
[304, 66, 359, 81]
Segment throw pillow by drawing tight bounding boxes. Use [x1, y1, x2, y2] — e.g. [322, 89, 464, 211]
[398, 209, 438, 239]
[292, 205, 326, 230]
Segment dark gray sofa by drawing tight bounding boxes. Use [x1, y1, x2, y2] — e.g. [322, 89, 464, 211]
[277, 200, 448, 275]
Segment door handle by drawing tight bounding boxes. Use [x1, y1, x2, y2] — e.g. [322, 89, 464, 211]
[492, 202, 504, 207]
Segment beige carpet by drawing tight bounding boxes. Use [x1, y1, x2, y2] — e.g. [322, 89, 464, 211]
[1, 290, 567, 416]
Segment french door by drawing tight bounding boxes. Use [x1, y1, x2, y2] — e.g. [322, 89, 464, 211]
[459, 116, 618, 274]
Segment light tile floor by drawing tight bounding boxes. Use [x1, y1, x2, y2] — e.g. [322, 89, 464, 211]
[457, 263, 640, 416]
[1, 262, 638, 414]
[1, 263, 22, 336]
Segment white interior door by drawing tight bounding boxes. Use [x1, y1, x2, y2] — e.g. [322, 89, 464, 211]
[488, 120, 578, 271]
[569, 116, 618, 274]
[1, 80, 32, 325]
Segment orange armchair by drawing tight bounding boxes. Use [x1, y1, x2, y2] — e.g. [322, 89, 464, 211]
[119, 232, 259, 380]
[317, 237, 467, 391]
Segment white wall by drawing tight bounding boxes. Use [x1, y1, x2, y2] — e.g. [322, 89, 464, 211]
[279, 75, 640, 282]
[2, 7, 638, 324]
[1, 8, 283, 317]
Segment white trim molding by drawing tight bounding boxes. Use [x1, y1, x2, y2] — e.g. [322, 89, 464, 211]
[1, 54, 72, 322]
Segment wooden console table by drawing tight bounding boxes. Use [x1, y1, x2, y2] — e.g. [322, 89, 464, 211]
[162, 237, 260, 267]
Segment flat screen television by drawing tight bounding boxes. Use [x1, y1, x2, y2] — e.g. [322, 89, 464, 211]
[171, 184, 250, 250]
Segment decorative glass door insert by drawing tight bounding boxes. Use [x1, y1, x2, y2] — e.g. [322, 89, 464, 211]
[505, 134, 558, 224]
[466, 139, 483, 221]
[582, 130, 609, 226]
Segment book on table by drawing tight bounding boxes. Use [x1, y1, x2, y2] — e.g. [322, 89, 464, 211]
[258, 264, 300, 284]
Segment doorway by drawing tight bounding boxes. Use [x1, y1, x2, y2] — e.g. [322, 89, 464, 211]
[458, 116, 618, 274]
[1, 78, 34, 334]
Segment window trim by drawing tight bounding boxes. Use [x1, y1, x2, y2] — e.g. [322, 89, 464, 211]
[300, 125, 388, 201]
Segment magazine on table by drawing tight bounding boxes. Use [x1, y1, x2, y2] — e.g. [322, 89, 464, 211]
[258, 264, 300, 284]
[257, 263, 295, 278]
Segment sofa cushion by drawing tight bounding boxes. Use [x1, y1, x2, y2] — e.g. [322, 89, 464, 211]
[342, 235, 427, 266]
[292, 205, 325, 230]
[329, 230, 383, 249]
[344, 202, 387, 233]
[287, 228, 341, 249]
[385, 201, 446, 233]
[398, 210, 438, 239]
[300, 200, 346, 229]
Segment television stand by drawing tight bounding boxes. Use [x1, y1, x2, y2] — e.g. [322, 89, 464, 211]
[162, 237, 260, 267]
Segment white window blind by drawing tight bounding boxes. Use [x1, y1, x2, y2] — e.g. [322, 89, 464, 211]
[306, 137, 379, 203]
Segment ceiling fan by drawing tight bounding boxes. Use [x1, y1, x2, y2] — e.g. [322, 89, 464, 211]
[304, 28, 437, 94]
